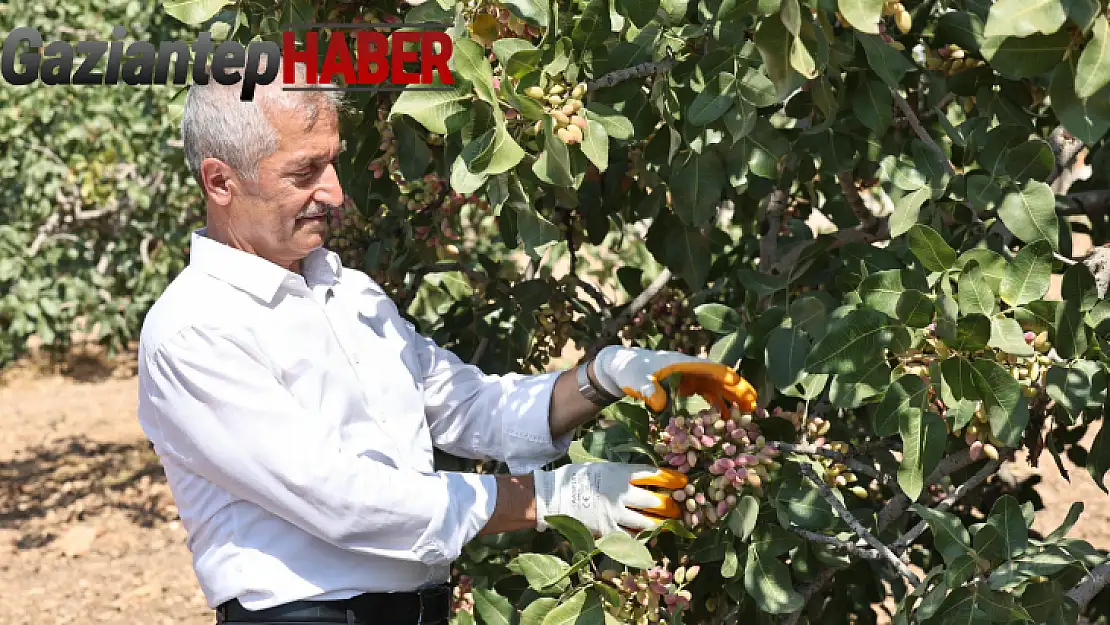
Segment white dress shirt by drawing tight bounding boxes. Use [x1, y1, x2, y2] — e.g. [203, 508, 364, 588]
[136, 229, 570, 611]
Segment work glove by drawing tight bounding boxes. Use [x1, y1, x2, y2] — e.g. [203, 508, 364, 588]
[533, 463, 687, 536]
[591, 345, 757, 414]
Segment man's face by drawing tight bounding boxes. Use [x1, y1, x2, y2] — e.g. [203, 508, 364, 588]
[230, 102, 344, 271]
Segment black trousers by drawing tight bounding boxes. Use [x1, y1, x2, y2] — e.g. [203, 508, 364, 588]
[215, 585, 452, 625]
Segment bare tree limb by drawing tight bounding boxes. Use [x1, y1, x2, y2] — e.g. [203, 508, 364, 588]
[782, 569, 838, 625]
[593, 268, 672, 352]
[877, 449, 978, 532]
[1067, 561, 1110, 614]
[837, 172, 877, 231]
[587, 54, 678, 93]
[791, 527, 883, 561]
[1048, 126, 1088, 194]
[890, 458, 1001, 554]
[891, 89, 955, 176]
[759, 189, 790, 273]
[1085, 246, 1110, 299]
[798, 463, 921, 586]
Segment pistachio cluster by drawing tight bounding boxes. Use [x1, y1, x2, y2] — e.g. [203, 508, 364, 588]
[923, 44, 986, 75]
[654, 406, 780, 528]
[451, 574, 475, 616]
[524, 298, 576, 370]
[465, 0, 543, 46]
[771, 407, 883, 500]
[525, 80, 589, 144]
[601, 561, 697, 625]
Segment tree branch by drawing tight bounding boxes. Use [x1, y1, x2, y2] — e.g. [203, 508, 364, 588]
[837, 172, 877, 231]
[891, 89, 955, 176]
[1067, 561, 1110, 614]
[877, 449, 978, 532]
[586, 54, 678, 93]
[889, 458, 1001, 554]
[798, 463, 921, 586]
[791, 527, 883, 561]
[767, 441, 882, 481]
[1047, 126, 1087, 194]
[759, 189, 790, 273]
[782, 569, 838, 625]
[592, 268, 672, 353]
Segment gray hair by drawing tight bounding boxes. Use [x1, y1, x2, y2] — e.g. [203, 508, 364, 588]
[181, 59, 344, 188]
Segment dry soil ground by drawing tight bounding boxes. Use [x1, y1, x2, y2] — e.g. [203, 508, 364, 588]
[1, 345, 1108, 625]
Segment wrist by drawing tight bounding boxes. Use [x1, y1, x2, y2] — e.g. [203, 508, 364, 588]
[589, 346, 626, 397]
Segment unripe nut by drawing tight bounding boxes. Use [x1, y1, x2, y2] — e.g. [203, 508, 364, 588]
[525, 86, 545, 99]
[572, 115, 588, 129]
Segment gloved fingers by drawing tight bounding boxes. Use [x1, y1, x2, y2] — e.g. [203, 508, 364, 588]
[717, 377, 759, 412]
[620, 378, 669, 413]
[621, 485, 681, 519]
[616, 506, 665, 532]
[629, 467, 688, 490]
[653, 360, 742, 387]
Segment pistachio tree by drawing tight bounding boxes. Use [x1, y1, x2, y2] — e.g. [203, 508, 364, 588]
[160, 0, 1110, 622]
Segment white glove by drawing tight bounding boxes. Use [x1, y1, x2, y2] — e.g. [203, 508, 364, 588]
[591, 345, 757, 414]
[532, 462, 686, 536]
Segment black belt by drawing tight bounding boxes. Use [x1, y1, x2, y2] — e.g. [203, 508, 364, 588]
[216, 584, 452, 624]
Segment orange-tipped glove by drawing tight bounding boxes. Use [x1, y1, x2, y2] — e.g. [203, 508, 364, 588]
[591, 346, 757, 414]
[533, 463, 687, 536]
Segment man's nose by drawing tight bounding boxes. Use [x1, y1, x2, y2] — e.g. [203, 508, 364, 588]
[315, 163, 344, 206]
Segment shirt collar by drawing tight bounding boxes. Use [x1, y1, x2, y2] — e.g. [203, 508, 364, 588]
[189, 228, 343, 302]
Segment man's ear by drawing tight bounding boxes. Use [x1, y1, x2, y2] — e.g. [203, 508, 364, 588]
[199, 158, 236, 206]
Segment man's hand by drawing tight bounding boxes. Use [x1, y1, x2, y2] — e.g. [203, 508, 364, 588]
[533, 463, 687, 536]
[591, 346, 757, 414]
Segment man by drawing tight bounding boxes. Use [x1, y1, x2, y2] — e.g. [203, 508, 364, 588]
[136, 60, 756, 625]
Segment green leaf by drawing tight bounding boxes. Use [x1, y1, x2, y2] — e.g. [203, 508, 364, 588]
[839, 0, 883, 34]
[912, 504, 973, 563]
[1055, 300, 1089, 358]
[773, 466, 836, 530]
[907, 224, 957, 272]
[510, 554, 572, 593]
[755, 16, 807, 101]
[860, 270, 929, 318]
[695, 303, 742, 333]
[453, 38, 498, 105]
[728, 495, 761, 542]
[974, 495, 1029, 565]
[1050, 57, 1110, 143]
[710, 330, 748, 366]
[952, 314, 992, 352]
[941, 357, 980, 402]
[501, 0, 550, 26]
[390, 77, 471, 134]
[1065, 0, 1100, 32]
[745, 530, 805, 614]
[583, 102, 634, 140]
[982, 31, 1071, 79]
[983, 0, 1067, 38]
[989, 317, 1035, 356]
[854, 77, 894, 135]
[898, 410, 947, 501]
[1046, 364, 1092, 419]
[596, 533, 653, 569]
[736, 67, 779, 107]
[806, 308, 896, 374]
[1001, 240, 1053, 306]
[956, 248, 1008, 293]
[533, 118, 575, 187]
[858, 34, 916, 87]
[615, 0, 660, 26]
[722, 542, 740, 578]
[521, 599, 560, 625]
[1046, 502, 1084, 541]
[958, 261, 997, 317]
[946, 554, 979, 589]
[875, 374, 929, 437]
[971, 358, 1027, 446]
[1076, 16, 1110, 97]
[670, 149, 726, 226]
[581, 120, 609, 172]
[1003, 139, 1056, 183]
[998, 182, 1060, 250]
[689, 72, 738, 126]
[541, 589, 586, 625]
[163, 0, 231, 24]
[1089, 421, 1110, 492]
[571, 0, 611, 50]
[1062, 262, 1098, 311]
[473, 588, 514, 625]
[897, 290, 935, 327]
[890, 186, 930, 238]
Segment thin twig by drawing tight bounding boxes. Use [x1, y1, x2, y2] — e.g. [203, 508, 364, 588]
[791, 527, 883, 560]
[592, 268, 672, 352]
[890, 458, 1001, 554]
[782, 569, 838, 625]
[837, 172, 877, 230]
[798, 463, 921, 586]
[766, 441, 882, 481]
[877, 449, 977, 532]
[586, 54, 678, 93]
[891, 89, 955, 176]
[470, 337, 489, 365]
[1067, 561, 1110, 613]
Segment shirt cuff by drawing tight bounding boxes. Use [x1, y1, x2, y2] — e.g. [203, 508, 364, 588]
[497, 371, 572, 475]
[414, 471, 497, 566]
